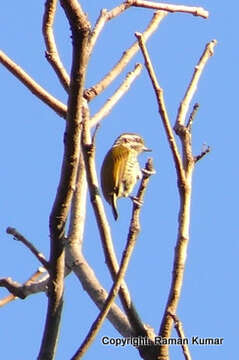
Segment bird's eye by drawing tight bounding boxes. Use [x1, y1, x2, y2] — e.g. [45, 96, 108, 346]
[135, 137, 142, 144]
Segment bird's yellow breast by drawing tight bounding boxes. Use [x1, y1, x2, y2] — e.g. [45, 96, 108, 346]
[100, 144, 141, 203]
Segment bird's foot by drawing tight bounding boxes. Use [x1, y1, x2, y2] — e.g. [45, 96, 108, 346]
[130, 196, 143, 207]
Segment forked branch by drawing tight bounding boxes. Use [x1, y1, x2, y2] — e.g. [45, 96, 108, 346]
[84, 11, 167, 102]
[0, 268, 48, 304]
[38, 1, 91, 359]
[175, 40, 217, 129]
[136, 28, 216, 360]
[71, 159, 155, 359]
[81, 105, 148, 339]
[128, 0, 208, 18]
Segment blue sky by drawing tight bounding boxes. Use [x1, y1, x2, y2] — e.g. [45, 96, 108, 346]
[0, 1, 237, 359]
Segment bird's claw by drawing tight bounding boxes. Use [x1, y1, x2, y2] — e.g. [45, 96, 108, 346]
[130, 196, 143, 206]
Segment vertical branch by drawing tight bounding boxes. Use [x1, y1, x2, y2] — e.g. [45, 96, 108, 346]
[135, 32, 185, 183]
[158, 41, 216, 360]
[38, 1, 91, 359]
[67, 154, 87, 250]
[42, 0, 70, 91]
[136, 30, 216, 360]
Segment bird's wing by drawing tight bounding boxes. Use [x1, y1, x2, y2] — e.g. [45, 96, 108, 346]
[111, 145, 130, 195]
[100, 145, 129, 200]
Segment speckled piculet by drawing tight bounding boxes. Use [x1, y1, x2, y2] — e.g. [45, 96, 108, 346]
[100, 133, 151, 220]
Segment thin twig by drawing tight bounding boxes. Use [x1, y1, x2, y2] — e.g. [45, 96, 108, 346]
[0, 278, 32, 299]
[72, 158, 155, 359]
[84, 11, 167, 102]
[42, 0, 70, 92]
[128, 0, 209, 18]
[90, 63, 142, 127]
[0, 268, 48, 302]
[135, 32, 185, 183]
[88, 9, 108, 55]
[66, 250, 134, 336]
[175, 40, 217, 129]
[6, 227, 49, 270]
[168, 312, 192, 360]
[91, 124, 100, 145]
[88, 2, 131, 55]
[194, 145, 211, 162]
[0, 50, 67, 118]
[88, 0, 208, 58]
[186, 103, 199, 130]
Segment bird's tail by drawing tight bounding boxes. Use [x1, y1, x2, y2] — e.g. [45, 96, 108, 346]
[112, 194, 118, 220]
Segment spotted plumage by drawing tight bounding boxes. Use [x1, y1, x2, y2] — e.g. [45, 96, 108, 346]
[101, 133, 151, 220]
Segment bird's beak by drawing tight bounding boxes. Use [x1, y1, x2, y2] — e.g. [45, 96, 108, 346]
[143, 146, 152, 152]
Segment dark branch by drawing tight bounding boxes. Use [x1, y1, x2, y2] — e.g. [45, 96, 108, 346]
[186, 103, 199, 131]
[194, 145, 211, 162]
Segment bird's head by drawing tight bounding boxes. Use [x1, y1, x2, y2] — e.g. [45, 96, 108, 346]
[113, 133, 151, 153]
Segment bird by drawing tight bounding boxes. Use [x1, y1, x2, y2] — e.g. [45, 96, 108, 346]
[100, 133, 151, 220]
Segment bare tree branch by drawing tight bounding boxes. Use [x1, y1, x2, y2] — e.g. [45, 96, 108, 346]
[65, 250, 134, 337]
[136, 29, 216, 359]
[90, 63, 142, 127]
[65, 153, 136, 340]
[186, 102, 199, 130]
[88, 0, 208, 59]
[72, 157, 155, 360]
[0, 2, 214, 359]
[67, 155, 87, 250]
[175, 40, 217, 130]
[88, 2, 131, 55]
[0, 278, 37, 299]
[0, 268, 48, 302]
[168, 312, 192, 360]
[0, 268, 46, 307]
[128, 0, 209, 18]
[158, 41, 217, 359]
[0, 50, 67, 118]
[6, 227, 49, 270]
[0, 269, 46, 307]
[84, 11, 167, 102]
[194, 145, 211, 162]
[65, 154, 135, 338]
[135, 32, 185, 183]
[42, 0, 70, 92]
[81, 105, 150, 341]
[38, 1, 91, 359]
